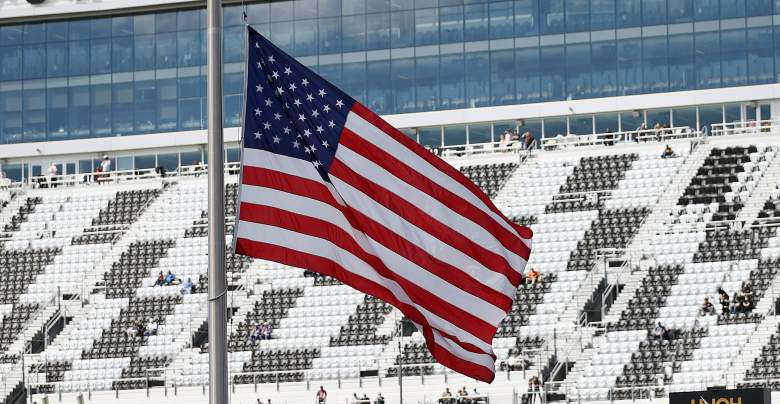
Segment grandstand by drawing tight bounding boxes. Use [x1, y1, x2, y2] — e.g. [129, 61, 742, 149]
[0, 120, 759, 403]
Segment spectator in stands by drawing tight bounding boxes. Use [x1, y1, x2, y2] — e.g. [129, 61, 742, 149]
[604, 128, 615, 146]
[507, 349, 526, 371]
[439, 388, 455, 404]
[46, 163, 58, 188]
[316, 386, 328, 403]
[249, 324, 262, 345]
[260, 320, 272, 340]
[101, 155, 112, 172]
[701, 297, 715, 315]
[730, 295, 739, 315]
[126, 324, 138, 339]
[522, 131, 538, 151]
[154, 271, 165, 287]
[740, 296, 754, 313]
[652, 322, 668, 340]
[376, 393, 385, 404]
[526, 376, 543, 404]
[742, 282, 754, 301]
[155, 166, 167, 177]
[457, 387, 470, 403]
[164, 271, 176, 286]
[719, 289, 730, 315]
[135, 320, 145, 337]
[634, 122, 648, 142]
[525, 268, 542, 285]
[661, 145, 675, 159]
[181, 277, 194, 295]
[144, 320, 158, 337]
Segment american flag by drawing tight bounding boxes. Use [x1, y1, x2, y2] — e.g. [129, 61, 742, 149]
[234, 26, 533, 383]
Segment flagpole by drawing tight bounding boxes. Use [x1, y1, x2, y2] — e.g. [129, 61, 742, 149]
[206, 0, 228, 404]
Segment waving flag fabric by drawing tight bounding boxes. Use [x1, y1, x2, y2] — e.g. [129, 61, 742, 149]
[234, 26, 533, 382]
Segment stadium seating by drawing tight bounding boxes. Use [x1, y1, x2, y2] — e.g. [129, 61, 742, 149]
[11, 122, 780, 404]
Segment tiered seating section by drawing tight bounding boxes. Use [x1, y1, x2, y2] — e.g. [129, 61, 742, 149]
[6, 128, 780, 402]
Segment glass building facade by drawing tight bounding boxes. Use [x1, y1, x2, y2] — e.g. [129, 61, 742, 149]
[1, 0, 780, 143]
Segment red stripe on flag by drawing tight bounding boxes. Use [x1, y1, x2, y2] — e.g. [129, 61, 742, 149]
[241, 168, 514, 312]
[234, 237, 498, 382]
[330, 159, 523, 286]
[340, 127, 531, 262]
[350, 102, 533, 241]
[238, 201, 498, 343]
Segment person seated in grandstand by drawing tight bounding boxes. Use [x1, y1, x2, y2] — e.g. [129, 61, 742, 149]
[506, 350, 523, 371]
[742, 282, 754, 300]
[163, 270, 177, 286]
[154, 271, 165, 287]
[439, 388, 455, 404]
[260, 320, 273, 340]
[730, 295, 740, 315]
[375, 392, 385, 404]
[457, 387, 470, 403]
[525, 268, 542, 285]
[144, 320, 158, 337]
[181, 277, 194, 295]
[135, 320, 145, 338]
[126, 324, 137, 339]
[661, 145, 675, 159]
[652, 322, 670, 340]
[701, 297, 715, 315]
[522, 131, 538, 151]
[719, 289, 730, 315]
[316, 386, 328, 403]
[248, 324, 262, 345]
[740, 296, 754, 313]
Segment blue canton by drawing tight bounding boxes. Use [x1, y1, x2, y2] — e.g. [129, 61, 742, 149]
[243, 26, 356, 178]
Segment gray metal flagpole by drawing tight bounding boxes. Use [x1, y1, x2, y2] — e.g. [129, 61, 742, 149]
[206, 0, 228, 403]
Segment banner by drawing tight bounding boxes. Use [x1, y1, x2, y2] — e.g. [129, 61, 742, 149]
[670, 388, 770, 404]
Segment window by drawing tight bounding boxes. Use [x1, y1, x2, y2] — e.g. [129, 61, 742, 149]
[515, 0, 539, 36]
[543, 117, 566, 137]
[698, 104, 722, 132]
[591, 41, 617, 97]
[47, 87, 69, 139]
[319, 17, 342, 54]
[642, 36, 669, 93]
[490, 1, 514, 38]
[669, 34, 694, 91]
[0, 46, 22, 81]
[23, 45, 45, 79]
[134, 35, 155, 71]
[591, 0, 615, 30]
[342, 15, 366, 52]
[672, 107, 697, 128]
[491, 50, 515, 105]
[668, 0, 693, 22]
[540, 46, 565, 101]
[443, 125, 466, 146]
[516, 47, 541, 103]
[416, 56, 439, 111]
[720, 29, 747, 87]
[91, 39, 111, 74]
[694, 0, 718, 20]
[464, 3, 488, 41]
[418, 127, 441, 147]
[566, 43, 591, 99]
[439, 6, 463, 43]
[466, 51, 490, 107]
[540, 0, 564, 34]
[468, 123, 492, 143]
[415, 8, 438, 45]
[342, 62, 366, 103]
[440, 53, 465, 109]
[391, 11, 414, 48]
[69, 86, 91, 138]
[157, 153, 179, 172]
[391, 58, 415, 113]
[620, 110, 643, 131]
[595, 113, 619, 133]
[569, 115, 593, 135]
[747, 27, 773, 85]
[134, 154, 156, 170]
[617, 0, 641, 27]
[366, 13, 390, 49]
[646, 108, 670, 127]
[295, 20, 318, 56]
[91, 84, 112, 137]
[565, 0, 589, 33]
[642, 0, 667, 25]
[68, 40, 90, 76]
